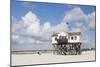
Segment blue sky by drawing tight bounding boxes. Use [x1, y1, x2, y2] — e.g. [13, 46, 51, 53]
[12, 0, 96, 51]
[12, 0, 95, 25]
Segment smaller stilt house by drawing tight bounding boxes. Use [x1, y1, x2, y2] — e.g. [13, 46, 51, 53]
[52, 32, 82, 55]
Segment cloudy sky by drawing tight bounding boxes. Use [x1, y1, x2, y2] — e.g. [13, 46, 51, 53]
[11, 0, 96, 51]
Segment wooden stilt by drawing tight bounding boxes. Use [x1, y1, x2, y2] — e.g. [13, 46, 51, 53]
[53, 43, 81, 55]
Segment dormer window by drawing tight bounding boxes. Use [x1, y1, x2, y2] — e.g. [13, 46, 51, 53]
[75, 36, 77, 40]
[71, 36, 77, 40]
[71, 36, 73, 40]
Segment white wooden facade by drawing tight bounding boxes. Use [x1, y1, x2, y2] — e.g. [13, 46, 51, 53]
[52, 32, 81, 44]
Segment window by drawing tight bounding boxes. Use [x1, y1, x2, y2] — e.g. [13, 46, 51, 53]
[71, 36, 73, 40]
[75, 36, 77, 40]
[64, 36, 66, 39]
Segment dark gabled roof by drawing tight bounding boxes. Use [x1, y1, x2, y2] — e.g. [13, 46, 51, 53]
[68, 32, 81, 35]
[52, 32, 81, 37]
[52, 33, 58, 37]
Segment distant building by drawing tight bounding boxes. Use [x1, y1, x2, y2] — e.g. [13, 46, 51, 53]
[52, 32, 82, 44]
[52, 32, 82, 55]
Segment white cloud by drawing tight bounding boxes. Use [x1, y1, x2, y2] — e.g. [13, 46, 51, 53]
[43, 22, 51, 32]
[27, 22, 40, 35]
[63, 7, 95, 31]
[52, 22, 68, 33]
[22, 11, 41, 35]
[75, 22, 83, 27]
[62, 7, 95, 47]
[12, 16, 25, 34]
[63, 7, 87, 22]
[70, 28, 81, 32]
[12, 35, 19, 40]
[12, 7, 95, 50]
[24, 11, 68, 36]
[22, 11, 40, 26]
[12, 8, 95, 42]
[88, 12, 95, 29]
[12, 11, 68, 47]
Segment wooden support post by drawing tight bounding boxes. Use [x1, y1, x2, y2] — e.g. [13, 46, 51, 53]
[53, 44, 56, 55]
[78, 43, 81, 55]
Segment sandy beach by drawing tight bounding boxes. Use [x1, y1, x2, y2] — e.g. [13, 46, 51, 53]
[11, 50, 95, 66]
